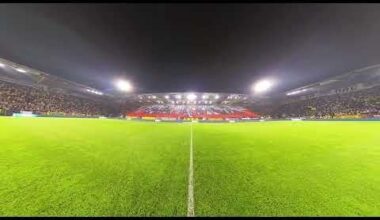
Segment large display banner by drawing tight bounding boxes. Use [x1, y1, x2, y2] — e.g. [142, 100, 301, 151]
[12, 111, 38, 117]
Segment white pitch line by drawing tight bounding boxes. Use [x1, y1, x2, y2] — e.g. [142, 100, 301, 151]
[187, 122, 195, 217]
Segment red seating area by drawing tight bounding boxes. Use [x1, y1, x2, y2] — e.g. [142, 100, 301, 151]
[127, 104, 258, 119]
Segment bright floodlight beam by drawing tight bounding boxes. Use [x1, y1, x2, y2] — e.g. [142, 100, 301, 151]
[186, 93, 197, 101]
[175, 94, 182, 99]
[252, 79, 273, 93]
[16, 68, 27, 73]
[116, 80, 133, 92]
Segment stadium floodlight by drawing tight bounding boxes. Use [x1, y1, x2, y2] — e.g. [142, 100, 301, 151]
[116, 79, 133, 92]
[92, 91, 103, 95]
[175, 94, 182, 99]
[252, 79, 273, 93]
[186, 93, 197, 101]
[16, 68, 27, 73]
[286, 88, 308, 96]
[164, 95, 170, 99]
[86, 88, 103, 95]
[214, 95, 219, 99]
[202, 94, 209, 99]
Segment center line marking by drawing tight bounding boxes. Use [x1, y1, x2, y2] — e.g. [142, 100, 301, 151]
[187, 122, 195, 217]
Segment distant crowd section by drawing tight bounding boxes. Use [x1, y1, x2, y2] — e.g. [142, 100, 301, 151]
[0, 80, 111, 117]
[127, 104, 258, 119]
[268, 85, 380, 119]
[1, 78, 379, 120]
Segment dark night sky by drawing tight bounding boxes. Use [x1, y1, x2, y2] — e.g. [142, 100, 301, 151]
[1, 3, 380, 94]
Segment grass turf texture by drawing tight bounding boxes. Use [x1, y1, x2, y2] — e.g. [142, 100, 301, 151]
[0, 117, 379, 216]
[0, 117, 189, 216]
[193, 122, 380, 216]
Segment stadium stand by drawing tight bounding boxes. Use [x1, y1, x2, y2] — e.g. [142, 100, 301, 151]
[252, 65, 380, 119]
[0, 58, 118, 117]
[0, 80, 111, 117]
[0, 57, 379, 120]
[268, 85, 380, 119]
[127, 104, 258, 119]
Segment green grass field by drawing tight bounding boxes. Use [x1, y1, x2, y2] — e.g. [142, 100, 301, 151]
[0, 117, 379, 216]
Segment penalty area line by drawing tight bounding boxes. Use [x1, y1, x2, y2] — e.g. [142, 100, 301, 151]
[187, 122, 195, 217]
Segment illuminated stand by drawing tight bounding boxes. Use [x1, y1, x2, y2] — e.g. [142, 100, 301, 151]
[12, 111, 38, 117]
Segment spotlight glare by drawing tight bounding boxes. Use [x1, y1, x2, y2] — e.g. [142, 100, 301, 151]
[86, 88, 103, 95]
[252, 79, 273, 93]
[0, 63, 5, 67]
[115, 80, 132, 92]
[186, 93, 197, 101]
[16, 68, 27, 73]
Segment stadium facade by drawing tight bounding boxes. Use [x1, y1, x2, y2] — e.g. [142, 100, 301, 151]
[125, 92, 259, 121]
[251, 64, 380, 119]
[283, 64, 380, 101]
[0, 58, 113, 104]
[0, 57, 379, 120]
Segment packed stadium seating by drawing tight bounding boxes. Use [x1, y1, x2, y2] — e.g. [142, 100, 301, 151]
[1, 76, 379, 120]
[0, 80, 111, 117]
[127, 104, 258, 119]
[268, 85, 380, 119]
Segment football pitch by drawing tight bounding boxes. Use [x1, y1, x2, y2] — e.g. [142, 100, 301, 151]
[0, 117, 379, 216]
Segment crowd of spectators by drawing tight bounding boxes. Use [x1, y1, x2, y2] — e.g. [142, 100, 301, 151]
[128, 104, 257, 118]
[268, 86, 380, 119]
[0, 80, 112, 117]
[1, 78, 379, 119]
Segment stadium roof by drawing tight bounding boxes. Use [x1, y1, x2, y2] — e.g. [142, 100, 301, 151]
[284, 64, 380, 97]
[0, 57, 112, 102]
[126, 92, 255, 106]
[3, 56, 379, 107]
[0, 57, 261, 105]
